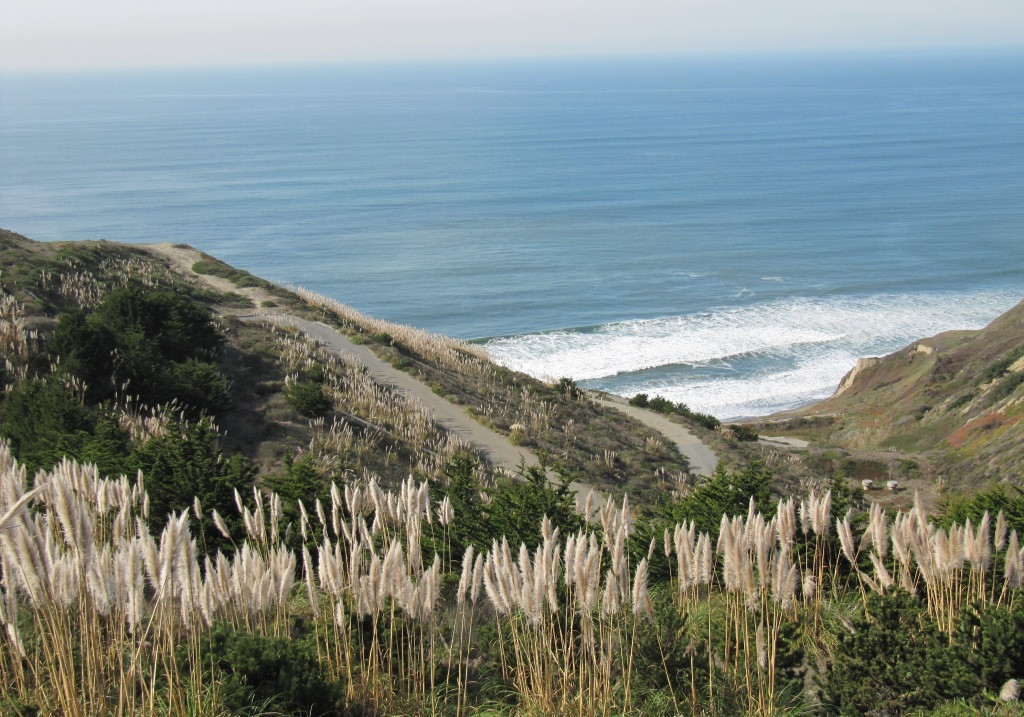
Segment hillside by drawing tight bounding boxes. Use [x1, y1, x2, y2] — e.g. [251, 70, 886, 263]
[7, 229, 1024, 717]
[0, 229, 696, 502]
[751, 297, 1024, 488]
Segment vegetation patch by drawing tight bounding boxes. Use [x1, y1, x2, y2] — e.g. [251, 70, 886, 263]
[192, 258, 269, 289]
[629, 392, 722, 430]
[4, 235, 1024, 717]
[989, 370, 1024, 404]
[948, 412, 1008, 450]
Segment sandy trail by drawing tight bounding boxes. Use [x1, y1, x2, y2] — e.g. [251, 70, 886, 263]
[591, 394, 720, 477]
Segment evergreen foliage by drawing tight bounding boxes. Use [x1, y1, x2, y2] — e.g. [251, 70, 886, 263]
[286, 380, 334, 417]
[629, 392, 721, 430]
[0, 376, 93, 474]
[4, 245, 1024, 717]
[822, 592, 1024, 716]
[436, 454, 584, 556]
[658, 461, 774, 536]
[940, 486, 1024, 537]
[195, 624, 347, 716]
[48, 285, 230, 414]
[131, 418, 256, 539]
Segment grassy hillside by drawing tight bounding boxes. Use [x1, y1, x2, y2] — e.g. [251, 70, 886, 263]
[0, 229, 695, 500]
[749, 298, 1024, 489]
[6, 229, 1024, 717]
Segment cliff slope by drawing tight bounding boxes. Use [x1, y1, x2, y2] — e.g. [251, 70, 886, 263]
[759, 298, 1024, 485]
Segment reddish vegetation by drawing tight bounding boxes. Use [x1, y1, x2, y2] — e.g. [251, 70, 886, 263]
[947, 412, 1006, 449]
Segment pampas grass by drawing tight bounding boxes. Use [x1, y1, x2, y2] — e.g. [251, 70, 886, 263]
[2, 435, 1022, 716]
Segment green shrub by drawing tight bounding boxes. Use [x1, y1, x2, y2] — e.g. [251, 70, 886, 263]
[48, 285, 228, 412]
[956, 601, 1024, 695]
[628, 392, 720, 430]
[0, 697, 40, 716]
[653, 461, 773, 538]
[286, 381, 333, 417]
[195, 624, 346, 716]
[0, 376, 93, 474]
[192, 259, 270, 290]
[629, 393, 650, 408]
[729, 425, 759, 442]
[979, 346, 1024, 384]
[485, 462, 585, 551]
[823, 591, 979, 716]
[436, 454, 584, 558]
[947, 392, 976, 412]
[990, 371, 1024, 403]
[555, 377, 583, 400]
[166, 359, 234, 415]
[130, 418, 256, 539]
[940, 487, 1024, 537]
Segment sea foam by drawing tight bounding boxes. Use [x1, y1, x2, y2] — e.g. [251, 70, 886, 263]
[484, 291, 1021, 419]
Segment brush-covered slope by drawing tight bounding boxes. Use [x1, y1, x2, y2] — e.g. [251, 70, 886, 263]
[764, 298, 1024, 484]
[0, 229, 692, 501]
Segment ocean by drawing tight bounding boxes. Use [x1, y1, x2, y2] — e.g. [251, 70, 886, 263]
[2, 53, 1023, 419]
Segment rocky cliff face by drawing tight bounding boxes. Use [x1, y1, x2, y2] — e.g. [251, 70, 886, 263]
[762, 298, 1024, 485]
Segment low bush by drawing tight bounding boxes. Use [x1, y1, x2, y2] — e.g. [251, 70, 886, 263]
[822, 592, 1024, 716]
[286, 380, 333, 417]
[195, 624, 346, 716]
[629, 393, 721, 430]
[730, 424, 760, 442]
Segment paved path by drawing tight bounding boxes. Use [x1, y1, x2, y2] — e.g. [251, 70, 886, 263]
[258, 315, 602, 503]
[271, 314, 722, 485]
[267, 315, 540, 472]
[591, 394, 720, 477]
[142, 242, 605, 500]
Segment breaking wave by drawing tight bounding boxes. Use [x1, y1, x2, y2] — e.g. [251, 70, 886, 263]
[484, 291, 1021, 419]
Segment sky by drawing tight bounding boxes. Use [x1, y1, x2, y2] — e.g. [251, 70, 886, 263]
[2, 0, 1023, 71]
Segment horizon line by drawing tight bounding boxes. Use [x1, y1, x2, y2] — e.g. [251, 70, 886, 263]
[3, 44, 1024, 77]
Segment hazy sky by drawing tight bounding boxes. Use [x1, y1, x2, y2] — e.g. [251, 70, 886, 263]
[2, 0, 1023, 71]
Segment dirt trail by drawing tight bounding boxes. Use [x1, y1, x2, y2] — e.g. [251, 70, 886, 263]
[591, 394, 720, 477]
[141, 243, 602, 503]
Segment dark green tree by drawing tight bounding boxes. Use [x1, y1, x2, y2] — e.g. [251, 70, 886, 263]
[437, 454, 487, 550]
[130, 418, 255, 546]
[940, 487, 1024, 537]
[659, 461, 774, 536]
[0, 376, 93, 474]
[486, 459, 584, 550]
[286, 381, 333, 418]
[49, 285, 229, 414]
[193, 624, 345, 716]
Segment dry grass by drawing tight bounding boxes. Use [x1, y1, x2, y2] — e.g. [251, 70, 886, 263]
[3, 437, 1022, 716]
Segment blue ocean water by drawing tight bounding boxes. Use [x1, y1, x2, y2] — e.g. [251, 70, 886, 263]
[2, 53, 1023, 418]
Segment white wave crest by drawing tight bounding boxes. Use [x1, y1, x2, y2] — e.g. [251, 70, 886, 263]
[484, 291, 1021, 418]
[611, 351, 860, 420]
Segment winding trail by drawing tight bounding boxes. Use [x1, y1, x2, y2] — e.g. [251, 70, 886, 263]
[143, 242, 721, 500]
[267, 316, 540, 474]
[258, 315, 608, 504]
[591, 394, 720, 477]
